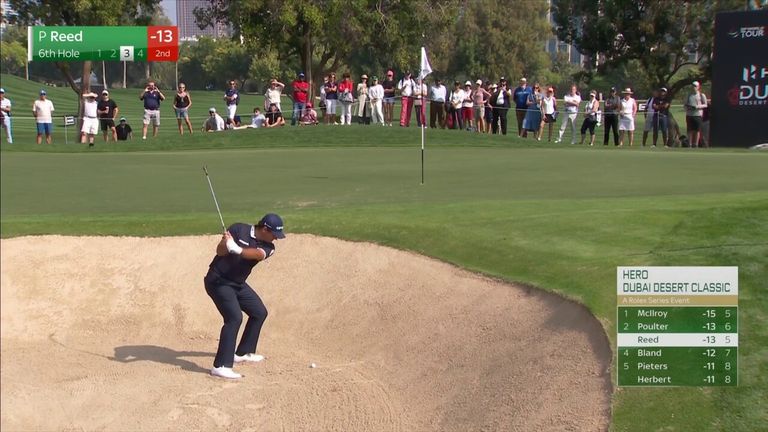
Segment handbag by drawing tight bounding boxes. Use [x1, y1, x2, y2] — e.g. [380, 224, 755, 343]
[342, 91, 353, 103]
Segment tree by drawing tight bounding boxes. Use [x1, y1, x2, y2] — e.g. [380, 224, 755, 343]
[551, 0, 744, 99]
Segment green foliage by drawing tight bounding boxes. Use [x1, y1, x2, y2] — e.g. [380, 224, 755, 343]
[0, 40, 27, 76]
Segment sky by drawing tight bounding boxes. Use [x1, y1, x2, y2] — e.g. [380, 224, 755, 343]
[160, 0, 177, 24]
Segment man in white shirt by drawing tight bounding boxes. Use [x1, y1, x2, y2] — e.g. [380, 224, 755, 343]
[264, 79, 285, 111]
[367, 76, 385, 125]
[397, 72, 415, 126]
[556, 85, 581, 144]
[204, 107, 226, 132]
[33, 90, 55, 144]
[449, 81, 467, 130]
[250, 108, 266, 128]
[429, 78, 447, 128]
[81, 92, 100, 147]
[0, 88, 12, 144]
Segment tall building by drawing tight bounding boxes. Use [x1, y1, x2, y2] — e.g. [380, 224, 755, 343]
[176, 0, 230, 41]
[545, 1, 586, 66]
[1, 0, 18, 32]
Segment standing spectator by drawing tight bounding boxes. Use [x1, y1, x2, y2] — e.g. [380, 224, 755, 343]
[653, 87, 671, 148]
[291, 72, 309, 126]
[461, 81, 474, 131]
[173, 83, 194, 135]
[490, 78, 512, 135]
[603, 87, 620, 146]
[523, 83, 543, 140]
[264, 78, 285, 112]
[484, 82, 495, 133]
[642, 89, 659, 147]
[541, 87, 557, 142]
[398, 71, 416, 127]
[472, 80, 490, 133]
[368, 76, 385, 125]
[513, 77, 533, 137]
[204, 107, 226, 132]
[579, 90, 600, 146]
[33, 90, 55, 144]
[429, 78, 447, 129]
[115, 117, 133, 141]
[618, 88, 638, 146]
[97, 90, 119, 142]
[265, 103, 286, 128]
[81, 92, 100, 147]
[382, 70, 396, 126]
[139, 80, 165, 139]
[0, 88, 12, 144]
[686, 81, 708, 148]
[338, 73, 355, 125]
[224, 80, 240, 126]
[324, 73, 339, 125]
[299, 102, 319, 125]
[356, 74, 370, 125]
[448, 81, 466, 130]
[250, 108, 266, 128]
[556, 85, 581, 144]
[413, 78, 427, 128]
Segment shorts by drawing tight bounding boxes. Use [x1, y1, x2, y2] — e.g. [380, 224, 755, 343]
[485, 106, 493, 122]
[619, 115, 635, 131]
[143, 109, 160, 126]
[474, 106, 484, 121]
[81, 117, 99, 135]
[100, 118, 115, 131]
[36, 122, 53, 134]
[686, 116, 702, 132]
[462, 107, 473, 121]
[325, 99, 337, 114]
[227, 104, 237, 120]
[654, 114, 668, 132]
[175, 107, 189, 119]
[383, 97, 395, 105]
[643, 114, 656, 132]
[544, 113, 556, 123]
[581, 117, 597, 135]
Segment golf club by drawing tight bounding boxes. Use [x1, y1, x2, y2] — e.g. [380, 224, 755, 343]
[202, 165, 227, 232]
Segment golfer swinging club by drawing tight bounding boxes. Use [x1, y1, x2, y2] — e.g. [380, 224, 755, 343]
[204, 213, 285, 379]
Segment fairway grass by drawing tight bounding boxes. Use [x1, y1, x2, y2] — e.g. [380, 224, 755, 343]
[2, 78, 767, 431]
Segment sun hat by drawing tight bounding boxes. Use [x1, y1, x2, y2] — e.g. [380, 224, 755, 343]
[258, 213, 285, 239]
[622, 88, 633, 94]
[361, 74, 368, 79]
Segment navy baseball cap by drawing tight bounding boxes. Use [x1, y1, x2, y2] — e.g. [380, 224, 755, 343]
[258, 213, 285, 239]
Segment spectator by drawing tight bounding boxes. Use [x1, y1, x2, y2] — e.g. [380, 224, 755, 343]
[80, 92, 99, 147]
[0, 88, 12, 144]
[513, 77, 533, 137]
[490, 78, 512, 135]
[173, 82, 194, 135]
[264, 78, 285, 111]
[224, 80, 240, 123]
[265, 103, 286, 128]
[461, 81, 474, 131]
[398, 71, 416, 127]
[368, 76, 385, 125]
[97, 90, 119, 142]
[523, 83, 543, 140]
[204, 107, 226, 132]
[382, 70, 396, 126]
[618, 88, 638, 146]
[603, 87, 620, 146]
[472, 80, 490, 134]
[579, 90, 599, 146]
[686, 81, 707, 148]
[429, 78, 447, 129]
[556, 85, 581, 144]
[642, 89, 659, 147]
[33, 89, 55, 144]
[115, 117, 133, 141]
[324, 73, 339, 125]
[484, 82, 495, 133]
[413, 78, 428, 128]
[356, 74, 370, 125]
[338, 72, 355, 125]
[250, 107, 266, 128]
[541, 86, 557, 142]
[299, 102, 319, 125]
[139, 80, 165, 139]
[448, 81, 466, 130]
[291, 72, 309, 126]
[653, 87, 671, 148]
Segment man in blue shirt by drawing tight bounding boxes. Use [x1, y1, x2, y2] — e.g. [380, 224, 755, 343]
[204, 213, 285, 379]
[139, 81, 165, 139]
[513, 77, 533, 137]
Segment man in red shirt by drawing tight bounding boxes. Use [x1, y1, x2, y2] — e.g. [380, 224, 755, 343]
[291, 72, 309, 126]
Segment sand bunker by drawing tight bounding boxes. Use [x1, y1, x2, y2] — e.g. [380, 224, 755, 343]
[1, 234, 611, 431]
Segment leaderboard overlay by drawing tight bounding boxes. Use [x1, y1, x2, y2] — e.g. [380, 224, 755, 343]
[617, 267, 738, 387]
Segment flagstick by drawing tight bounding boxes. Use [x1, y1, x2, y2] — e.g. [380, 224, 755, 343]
[420, 76, 425, 185]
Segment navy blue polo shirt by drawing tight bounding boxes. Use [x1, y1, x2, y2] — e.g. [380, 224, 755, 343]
[225, 88, 239, 106]
[513, 86, 532, 110]
[208, 223, 275, 284]
[143, 91, 162, 110]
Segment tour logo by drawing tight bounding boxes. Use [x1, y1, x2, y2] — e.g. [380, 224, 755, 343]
[728, 26, 766, 39]
[730, 65, 768, 106]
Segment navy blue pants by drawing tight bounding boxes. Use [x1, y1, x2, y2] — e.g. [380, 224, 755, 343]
[204, 273, 268, 368]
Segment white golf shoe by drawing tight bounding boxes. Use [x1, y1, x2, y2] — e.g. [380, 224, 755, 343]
[234, 353, 265, 363]
[210, 366, 242, 379]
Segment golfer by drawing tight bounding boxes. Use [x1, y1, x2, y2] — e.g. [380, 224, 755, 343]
[204, 213, 285, 379]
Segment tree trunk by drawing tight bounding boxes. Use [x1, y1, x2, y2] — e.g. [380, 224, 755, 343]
[145, 62, 151, 81]
[102, 61, 107, 89]
[79, 61, 92, 129]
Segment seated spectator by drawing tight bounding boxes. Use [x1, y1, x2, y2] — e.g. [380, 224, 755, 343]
[299, 102, 319, 125]
[204, 107, 226, 132]
[226, 114, 242, 129]
[250, 108, 266, 128]
[265, 103, 285, 128]
[115, 117, 133, 140]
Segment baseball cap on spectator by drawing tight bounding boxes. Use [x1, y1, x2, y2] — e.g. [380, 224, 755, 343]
[692, 81, 700, 88]
[475, 79, 482, 85]
[209, 107, 216, 113]
[372, 76, 379, 81]
[40, 90, 47, 95]
[102, 90, 109, 95]
[499, 76, 507, 82]
[258, 213, 285, 239]
[0, 88, 5, 93]
[520, 77, 527, 82]
[660, 87, 668, 92]
[298, 72, 305, 77]
[464, 80, 472, 86]
[361, 74, 368, 79]
[119, 117, 126, 122]
[610, 87, 616, 92]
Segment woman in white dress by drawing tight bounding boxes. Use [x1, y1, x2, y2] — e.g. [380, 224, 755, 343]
[618, 88, 638, 147]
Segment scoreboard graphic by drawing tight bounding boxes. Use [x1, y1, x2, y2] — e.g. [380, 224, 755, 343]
[28, 26, 178, 62]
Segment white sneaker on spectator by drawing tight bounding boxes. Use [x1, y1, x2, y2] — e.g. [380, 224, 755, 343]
[210, 366, 241, 379]
[234, 353, 265, 363]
